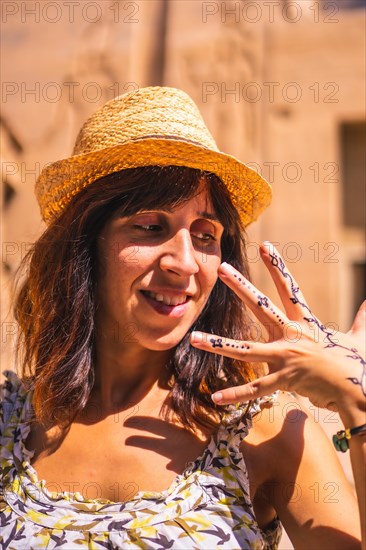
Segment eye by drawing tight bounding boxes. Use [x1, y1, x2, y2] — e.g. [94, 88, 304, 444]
[192, 231, 216, 243]
[133, 224, 162, 232]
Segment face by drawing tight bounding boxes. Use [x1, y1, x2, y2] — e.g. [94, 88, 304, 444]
[95, 188, 224, 352]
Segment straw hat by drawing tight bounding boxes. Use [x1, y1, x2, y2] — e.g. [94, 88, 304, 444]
[35, 86, 272, 226]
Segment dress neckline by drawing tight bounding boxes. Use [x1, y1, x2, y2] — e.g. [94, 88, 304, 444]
[12, 379, 230, 507]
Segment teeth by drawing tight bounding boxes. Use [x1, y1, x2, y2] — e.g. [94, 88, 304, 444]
[145, 291, 187, 306]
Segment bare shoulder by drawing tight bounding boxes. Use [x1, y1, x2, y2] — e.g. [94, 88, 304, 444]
[243, 392, 320, 483]
[244, 392, 332, 463]
[244, 391, 306, 442]
[241, 392, 361, 548]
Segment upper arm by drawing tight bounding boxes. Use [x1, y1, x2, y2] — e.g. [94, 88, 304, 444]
[243, 392, 361, 549]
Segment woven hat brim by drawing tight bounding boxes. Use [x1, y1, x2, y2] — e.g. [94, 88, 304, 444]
[35, 139, 272, 226]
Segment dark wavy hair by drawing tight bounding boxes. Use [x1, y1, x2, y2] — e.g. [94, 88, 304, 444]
[15, 166, 254, 429]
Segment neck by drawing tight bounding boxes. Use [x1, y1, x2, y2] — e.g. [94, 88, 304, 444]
[92, 331, 173, 413]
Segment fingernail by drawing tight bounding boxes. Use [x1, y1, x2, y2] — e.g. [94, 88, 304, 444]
[260, 241, 278, 256]
[190, 331, 203, 343]
[219, 262, 234, 275]
[212, 392, 223, 404]
[261, 241, 272, 252]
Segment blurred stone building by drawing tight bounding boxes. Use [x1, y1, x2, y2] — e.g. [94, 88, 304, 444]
[1, 1, 365, 545]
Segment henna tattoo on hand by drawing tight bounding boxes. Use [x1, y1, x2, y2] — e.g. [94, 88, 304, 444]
[258, 296, 269, 308]
[209, 337, 251, 351]
[269, 251, 366, 397]
[210, 338, 223, 348]
[232, 273, 285, 325]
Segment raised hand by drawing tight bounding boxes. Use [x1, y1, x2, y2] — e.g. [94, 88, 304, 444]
[190, 242, 366, 415]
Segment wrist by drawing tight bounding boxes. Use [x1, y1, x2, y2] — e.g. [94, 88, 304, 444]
[333, 382, 366, 427]
[339, 409, 366, 431]
[333, 421, 366, 452]
[337, 399, 366, 430]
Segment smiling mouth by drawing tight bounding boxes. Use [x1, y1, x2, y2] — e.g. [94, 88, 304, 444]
[141, 290, 190, 306]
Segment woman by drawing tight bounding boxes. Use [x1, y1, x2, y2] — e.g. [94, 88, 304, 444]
[0, 87, 361, 548]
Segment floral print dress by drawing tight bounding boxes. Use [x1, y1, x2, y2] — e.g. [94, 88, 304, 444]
[0, 371, 282, 549]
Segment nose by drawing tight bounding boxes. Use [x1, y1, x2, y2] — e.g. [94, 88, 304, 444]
[159, 229, 199, 276]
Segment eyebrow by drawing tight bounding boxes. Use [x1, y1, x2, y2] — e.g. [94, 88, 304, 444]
[133, 208, 222, 224]
[167, 208, 221, 223]
[197, 211, 222, 223]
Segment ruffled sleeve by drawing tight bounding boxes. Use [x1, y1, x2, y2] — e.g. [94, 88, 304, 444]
[220, 392, 279, 428]
[0, 370, 23, 438]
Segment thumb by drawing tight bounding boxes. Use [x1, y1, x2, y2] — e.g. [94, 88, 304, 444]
[212, 371, 285, 405]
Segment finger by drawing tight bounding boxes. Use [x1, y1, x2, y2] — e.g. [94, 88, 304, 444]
[260, 241, 315, 323]
[211, 371, 286, 405]
[349, 300, 366, 338]
[190, 331, 283, 362]
[218, 263, 288, 338]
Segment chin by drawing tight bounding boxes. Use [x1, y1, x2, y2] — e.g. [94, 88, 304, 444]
[144, 343, 180, 352]
[139, 330, 189, 352]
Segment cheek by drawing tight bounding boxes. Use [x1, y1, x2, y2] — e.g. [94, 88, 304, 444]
[114, 240, 158, 267]
[198, 254, 221, 296]
[101, 244, 158, 300]
[102, 238, 141, 273]
[97, 241, 132, 298]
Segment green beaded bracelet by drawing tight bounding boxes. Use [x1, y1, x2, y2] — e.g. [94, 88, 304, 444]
[333, 422, 366, 453]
